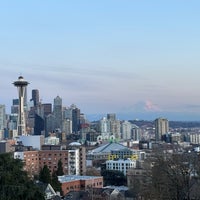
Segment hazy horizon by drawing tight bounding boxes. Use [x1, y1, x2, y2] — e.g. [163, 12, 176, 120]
[1, 1, 200, 121]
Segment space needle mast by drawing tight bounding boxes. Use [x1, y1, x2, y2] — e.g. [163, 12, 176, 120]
[13, 76, 29, 136]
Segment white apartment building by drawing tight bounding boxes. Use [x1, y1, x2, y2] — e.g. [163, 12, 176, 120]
[190, 133, 200, 144]
[106, 158, 137, 175]
[99, 117, 108, 133]
[121, 121, 132, 140]
[68, 148, 80, 175]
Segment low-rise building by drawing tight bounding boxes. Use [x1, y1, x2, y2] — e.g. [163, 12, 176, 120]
[58, 175, 103, 196]
[106, 158, 137, 175]
[86, 142, 128, 162]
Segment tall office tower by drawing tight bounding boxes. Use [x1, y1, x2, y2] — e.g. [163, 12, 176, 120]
[72, 107, 81, 134]
[53, 96, 63, 130]
[42, 103, 52, 116]
[37, 103, 52, 137]
[34, 113, 45, 135]
[0, 105, 6, 130]
[13, 76, 29, 136]
[32, 89, 39, 107]
[45, 114, 55, 136]
[80, 113, 87, 125]
[155, 117, 169, 141]
[121, 120, 132, 140]
[63, 107, 72, 120]
[63, 104, 81, 134]
[11, 99, 19, 114]
[107, 113, 116, 121]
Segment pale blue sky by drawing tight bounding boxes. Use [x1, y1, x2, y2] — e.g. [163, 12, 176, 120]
[0, 1, 200, 120]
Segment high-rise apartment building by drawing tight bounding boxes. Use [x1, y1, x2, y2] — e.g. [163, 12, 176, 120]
[98, 117, 110, 140]
[109, 120, 121, 140]
[67, 143, 86, 175]
[155, 117, 169, 141]
[99, 117, 108, 133]
[121, 121, 132, 140]
[131, 125, 141, 141]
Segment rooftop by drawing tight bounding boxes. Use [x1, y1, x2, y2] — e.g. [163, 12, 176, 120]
[58, 175, 102, 183]
[88, 142, 128, 154]
[103, 185, 129, 191]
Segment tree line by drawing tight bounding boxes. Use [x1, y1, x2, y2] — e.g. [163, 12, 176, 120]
[0, 153, 64, 200]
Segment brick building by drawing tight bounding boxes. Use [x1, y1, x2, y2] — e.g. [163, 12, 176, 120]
[58, 175, 103, 196]
[14, 144, 86, 176]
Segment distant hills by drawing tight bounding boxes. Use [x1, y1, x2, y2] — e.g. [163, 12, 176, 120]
[130, 120, 200, 129]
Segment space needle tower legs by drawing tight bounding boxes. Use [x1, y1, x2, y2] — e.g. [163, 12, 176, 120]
[13, 76, 29, 136]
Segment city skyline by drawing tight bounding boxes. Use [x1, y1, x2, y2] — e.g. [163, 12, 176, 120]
[1, 1, 200, 121]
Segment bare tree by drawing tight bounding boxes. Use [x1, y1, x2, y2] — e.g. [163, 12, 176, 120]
[128, 151, 200, 200]
[151, 152, 200, 200]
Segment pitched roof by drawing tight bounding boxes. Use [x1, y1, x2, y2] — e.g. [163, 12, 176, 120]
[90, 142, 127, 154]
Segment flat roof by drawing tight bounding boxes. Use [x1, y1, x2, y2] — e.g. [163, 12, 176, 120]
[58, 175, 103, 183]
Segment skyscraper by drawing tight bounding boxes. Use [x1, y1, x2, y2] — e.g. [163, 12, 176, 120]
[13, 76, 29, 136]
[155, 117, 169, 141]
[11, 99, 19, 114]
[107, 113, 116, 121]
[0, 105, 6, 130]
[32, 89, 39, 107]
[72, 107, 80, 134]
[53, 96, 63, 130]
[42, 103, 52, 116]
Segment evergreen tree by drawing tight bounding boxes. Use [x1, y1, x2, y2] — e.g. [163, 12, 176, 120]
[56, 159, 64, 176]
[51, 170, 63, 195]
[101, 169, 127, 186]
[0, 153, 44, 200]
[39, 165, 51, 184]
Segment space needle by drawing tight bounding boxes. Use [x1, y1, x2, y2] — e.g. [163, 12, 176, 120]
[13, 76, 29, 136]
